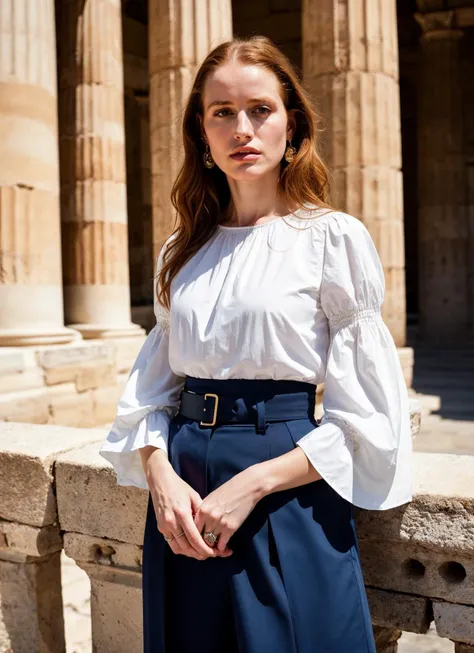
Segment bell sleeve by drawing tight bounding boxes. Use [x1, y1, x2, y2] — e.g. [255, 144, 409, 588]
[296, 213, 413, 510]
[99, 239, 185, 489]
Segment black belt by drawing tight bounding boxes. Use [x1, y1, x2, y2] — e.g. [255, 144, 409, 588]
[178, 388, 316, 430]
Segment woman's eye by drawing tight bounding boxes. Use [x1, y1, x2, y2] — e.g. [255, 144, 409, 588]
[214, 109, 232, 117]
[253, 106, 271, 115]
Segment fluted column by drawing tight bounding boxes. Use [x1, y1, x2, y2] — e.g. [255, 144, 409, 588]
[148, 0, 232, 259]
[56, 0, 144, 339]
[302, 0, 406, 346]
[0, 0, 78, 346]
[415, 10, 469, 342]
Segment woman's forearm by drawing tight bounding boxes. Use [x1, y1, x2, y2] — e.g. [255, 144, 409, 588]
[139, 446, 171, 478]
[254, 447, 322, 499]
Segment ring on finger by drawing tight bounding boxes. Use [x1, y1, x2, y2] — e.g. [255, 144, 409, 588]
[204, 531, 218, 547]
[164, 530, 184, 543]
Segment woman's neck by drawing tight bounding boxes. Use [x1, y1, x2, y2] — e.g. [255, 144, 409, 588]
[222, 174, 293, 228]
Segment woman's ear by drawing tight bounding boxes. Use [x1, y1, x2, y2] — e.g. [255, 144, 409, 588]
[197, 114, 207, 144]
[286, 109, 297, 141]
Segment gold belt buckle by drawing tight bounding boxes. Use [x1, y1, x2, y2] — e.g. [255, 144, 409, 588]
[200, 393, 219, 427]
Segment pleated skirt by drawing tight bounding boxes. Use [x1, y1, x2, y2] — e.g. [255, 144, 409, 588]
[142, 377, 376, 653]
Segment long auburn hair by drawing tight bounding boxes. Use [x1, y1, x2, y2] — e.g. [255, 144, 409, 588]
[157, 35, 333, 311]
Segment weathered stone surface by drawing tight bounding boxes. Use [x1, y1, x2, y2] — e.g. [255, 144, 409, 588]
[92, 381, 127, 425]
[455, 644, 474, 653]
[37, 343, 114, 370]
[0, 368, 45, 394]
[75, 363, 117, 392]
[84, 564, 142, 653]
[0, 522, 62, 559]
[366, 588, 432, 633]
[0, 388, 50, 424]
[433, 601, 474, 644]
[409, 398, 422, 440]
[416, 13, 469, 342]
[398, 347, 415, 389]
[0, 422, 104, 526]
[0, 553, 65, 653]
[360, 539, 474, 604]
[355, 453, 474, 554]
[113, 336, 147, 373]
[0, 349, 37, 375]
[373, 625, 402, 653]
[302, 0, 407, 347]
[56, 441, 147, 544]
[149, 0, 232, 259]
[0, 0, 76, 348]
[64, 532, 142, 571]
[56, 0, 144, 340]
[48, 383, 96, 427]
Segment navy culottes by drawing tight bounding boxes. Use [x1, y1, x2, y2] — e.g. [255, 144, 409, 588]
[142, 377, 376, 653]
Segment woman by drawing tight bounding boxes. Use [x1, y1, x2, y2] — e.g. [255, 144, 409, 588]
[100, 36, 412, 653]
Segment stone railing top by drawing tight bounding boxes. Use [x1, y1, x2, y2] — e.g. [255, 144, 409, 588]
[0, 422, 104, 527]
[54, 440, 474, 554]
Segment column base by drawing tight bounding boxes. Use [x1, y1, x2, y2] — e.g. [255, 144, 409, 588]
[68, 323, 146, 339]
[0, 327, 81, 347]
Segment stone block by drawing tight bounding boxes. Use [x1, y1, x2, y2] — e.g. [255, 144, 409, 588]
[45, 361, 117, 391]
[0, 522, 62, 559]
[85, 565, 142, 653]
[92, 381, 126, 425]
[48, 383, 95, 427]
[0, 422, 104, 526]
[409, 398, 421, 440]
[75, 363, 117, 392]
[455, 644, 474, 653]
[56, 441, 147, 545]
[0, 367, 44, 394]
[37, 342, 114, 370]
[366, 587, 432, 633]
[372, 626, 402, 653]
[113, 336, 146, 373]
[0, 552, 65, 653]
[0, 348, 37, 375]
[0, 387, 50, 424]
[359, 537, 474, 604]
[433, 601, 474, 644]
[397, 346, 414, 388]
[355, 452, 474, 555]
[64, 532, 142, 571]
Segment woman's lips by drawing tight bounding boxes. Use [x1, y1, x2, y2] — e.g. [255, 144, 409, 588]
[230, 152, 261, 161]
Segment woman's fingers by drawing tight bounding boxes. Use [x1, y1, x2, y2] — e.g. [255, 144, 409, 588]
[179, 512, 221, 558]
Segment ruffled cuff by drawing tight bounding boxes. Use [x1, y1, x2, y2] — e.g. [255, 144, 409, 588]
[296, 420, 412, 511]
[99, 410, 170, 490]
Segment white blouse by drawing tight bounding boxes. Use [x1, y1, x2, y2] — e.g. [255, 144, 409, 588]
[100, 207, 413, 510]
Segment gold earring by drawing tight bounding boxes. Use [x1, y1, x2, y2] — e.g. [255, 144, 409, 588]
[284, 140, 297, 163]
[203, 143, 215, 169]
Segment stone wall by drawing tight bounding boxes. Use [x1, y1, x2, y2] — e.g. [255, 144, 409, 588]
[0, 338, 145, 427]
[2, 409, 474, 653]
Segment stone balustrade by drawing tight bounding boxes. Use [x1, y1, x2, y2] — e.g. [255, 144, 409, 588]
[1, 407, 473, 653]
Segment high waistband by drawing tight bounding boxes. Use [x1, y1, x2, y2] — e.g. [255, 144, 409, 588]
[179, 376, 317, 431]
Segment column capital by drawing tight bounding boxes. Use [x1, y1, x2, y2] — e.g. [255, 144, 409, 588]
[415, 7, 474, 38]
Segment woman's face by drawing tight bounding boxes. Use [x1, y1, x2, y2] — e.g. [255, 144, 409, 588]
[201, 62, 295, 182]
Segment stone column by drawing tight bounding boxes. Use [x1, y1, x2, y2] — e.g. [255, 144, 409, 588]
[0, 0, 78, 346]
[415, 10, 468, 342]
[148, 0, 232, 259]
[302, 0, 406, 347]
[56, 0, 144, 339]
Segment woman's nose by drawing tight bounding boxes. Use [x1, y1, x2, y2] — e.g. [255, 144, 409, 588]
[234, 111, 253, 140]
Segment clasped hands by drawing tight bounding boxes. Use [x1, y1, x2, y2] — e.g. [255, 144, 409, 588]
[155, 462, 265, 561]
